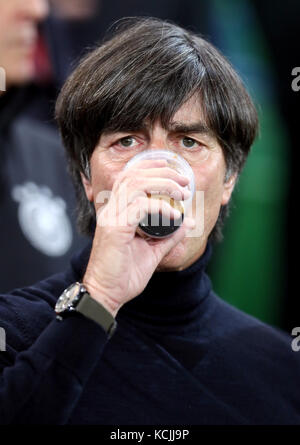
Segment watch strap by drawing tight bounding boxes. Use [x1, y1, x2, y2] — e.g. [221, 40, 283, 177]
[76, 292, 117, 339]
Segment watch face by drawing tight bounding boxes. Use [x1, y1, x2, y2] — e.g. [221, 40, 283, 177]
[55, 282, 82, 314]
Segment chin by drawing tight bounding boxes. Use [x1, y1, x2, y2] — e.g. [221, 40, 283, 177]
[156, 235, 206, 272]
[9, 56, 35, 85]
[8, 70, 34, 86]
[156, 240, 187, 272]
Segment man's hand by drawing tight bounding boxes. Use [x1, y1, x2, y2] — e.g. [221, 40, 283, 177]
[82, 159, 196, 317]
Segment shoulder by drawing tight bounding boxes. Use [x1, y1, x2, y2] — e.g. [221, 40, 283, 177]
[205, 291, 300, 379]
[193, 292, 300, 423]
[0, 268, 74, 352]
[208, 291, 294, 352]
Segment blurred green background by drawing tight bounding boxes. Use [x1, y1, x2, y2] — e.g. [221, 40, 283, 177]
[206, 0, 289, 328]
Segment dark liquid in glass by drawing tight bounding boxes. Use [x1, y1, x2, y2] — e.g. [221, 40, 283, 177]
[138, 211, 184, 238]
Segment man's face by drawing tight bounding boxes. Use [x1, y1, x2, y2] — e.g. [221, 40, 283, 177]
[82, 96, 236, 271]
[0, 0, 49, 88]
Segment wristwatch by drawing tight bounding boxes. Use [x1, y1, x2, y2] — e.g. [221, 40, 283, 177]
[55, 282, 117, 339]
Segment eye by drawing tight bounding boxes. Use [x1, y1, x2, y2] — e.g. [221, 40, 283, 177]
[118, 136, 137, 148]
[180, 137, 199, 149]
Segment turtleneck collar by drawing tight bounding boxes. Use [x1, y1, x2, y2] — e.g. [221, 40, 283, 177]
[71, 240, 213, 335]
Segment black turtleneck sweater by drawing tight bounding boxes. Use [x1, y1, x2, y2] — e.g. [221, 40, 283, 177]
[0, 242, 300, 425]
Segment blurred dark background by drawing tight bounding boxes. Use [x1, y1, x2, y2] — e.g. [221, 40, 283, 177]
[1, 0, 299, 333]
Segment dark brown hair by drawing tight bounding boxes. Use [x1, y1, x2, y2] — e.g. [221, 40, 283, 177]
[55, 17, 259, 242]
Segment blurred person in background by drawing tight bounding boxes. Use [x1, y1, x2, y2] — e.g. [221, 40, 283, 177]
[0, 0, 86, 292]
[0, 0, 49, 87]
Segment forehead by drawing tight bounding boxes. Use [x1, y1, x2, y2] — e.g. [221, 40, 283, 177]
[101, 93, 210, 137]
[170, 95, 205, 124]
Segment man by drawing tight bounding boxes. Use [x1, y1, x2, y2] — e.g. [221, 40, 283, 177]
[0, 0, 49, 87]
[0, 17, 299, 425]
[0, 0, 85, 291]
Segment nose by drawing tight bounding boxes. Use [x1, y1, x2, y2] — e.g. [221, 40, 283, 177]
[147, 127, 168, 151]
[22, 0, 49, 22]
[148, 143, 167, 151]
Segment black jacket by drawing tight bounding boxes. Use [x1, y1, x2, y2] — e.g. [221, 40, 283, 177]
[0, 242, 299, 425]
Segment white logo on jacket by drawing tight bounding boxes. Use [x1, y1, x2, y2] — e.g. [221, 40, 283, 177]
[11, 182, 72, 256]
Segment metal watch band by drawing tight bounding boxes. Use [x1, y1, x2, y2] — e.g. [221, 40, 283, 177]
[76, 292, 117, 339]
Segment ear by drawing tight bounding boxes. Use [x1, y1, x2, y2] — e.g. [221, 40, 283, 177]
[80, 172, 93, 202]
[221, 172, 237, 205]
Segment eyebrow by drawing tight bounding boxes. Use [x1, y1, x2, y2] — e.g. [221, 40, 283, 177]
[167, 121, 214, 137]
[101, 121, 214, 140]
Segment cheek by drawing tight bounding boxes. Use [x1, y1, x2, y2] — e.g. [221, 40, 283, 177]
[194, 157, 225, 198]
[191, 157, 226, 228]
[89, 154, 125, 210]
[90, 153, 120, 192]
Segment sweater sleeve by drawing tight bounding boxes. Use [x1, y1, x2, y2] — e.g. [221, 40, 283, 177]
[0, 312, 110, 424]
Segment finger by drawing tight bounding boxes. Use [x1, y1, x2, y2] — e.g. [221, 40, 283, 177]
[114, 159, 168, 192]
[126, 196, 183, 228]
[125, 159, 168, 171]
[118, 176, 191, 204]
[126, 166, 190, 186]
